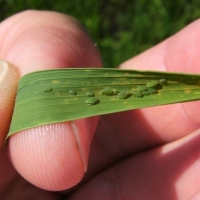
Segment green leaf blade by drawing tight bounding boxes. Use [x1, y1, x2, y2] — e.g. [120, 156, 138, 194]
[7, 68, 200, 137]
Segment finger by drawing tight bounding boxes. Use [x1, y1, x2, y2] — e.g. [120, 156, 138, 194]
[81, 20, 200, 180]
[0, 60, 19, 148]
[189, 190, 200, 200]
[0, 149, 59, 199]
[0, 10, 101, 191]
[70, 128, 200, 200]
[119, 19, 200, 142]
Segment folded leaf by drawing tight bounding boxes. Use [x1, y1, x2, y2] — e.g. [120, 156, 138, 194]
[7, 68, 200, 137]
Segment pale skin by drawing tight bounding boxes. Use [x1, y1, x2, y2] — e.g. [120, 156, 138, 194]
[1, 10, 200, 199]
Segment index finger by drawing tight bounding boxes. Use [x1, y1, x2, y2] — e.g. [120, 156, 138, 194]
[120, 19, 200, 142]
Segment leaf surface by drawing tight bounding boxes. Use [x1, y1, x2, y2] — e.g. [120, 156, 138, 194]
[8, 68, 200, 137]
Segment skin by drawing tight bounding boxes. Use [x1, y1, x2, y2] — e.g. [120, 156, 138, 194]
[1, 10, 200, 199]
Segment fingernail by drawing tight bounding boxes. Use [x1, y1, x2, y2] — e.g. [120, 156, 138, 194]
[0, 60, 20, 149]
[0, 60, 19, 93]
[70, 118, 92, 172]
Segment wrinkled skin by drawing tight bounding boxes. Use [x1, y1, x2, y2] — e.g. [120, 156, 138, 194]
[1, 10, 200, 200]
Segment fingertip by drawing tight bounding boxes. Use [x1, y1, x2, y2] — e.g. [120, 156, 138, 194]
[0, 10, 102, 75]
[8, 120, 94, 191]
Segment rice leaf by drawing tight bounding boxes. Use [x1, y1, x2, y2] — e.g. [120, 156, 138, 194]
[7, 68, 200, 137]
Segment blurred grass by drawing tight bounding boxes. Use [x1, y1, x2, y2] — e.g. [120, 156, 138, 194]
[0, 0, 200, 67]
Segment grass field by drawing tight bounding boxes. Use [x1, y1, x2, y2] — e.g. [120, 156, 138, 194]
[0, 0, 200, 67]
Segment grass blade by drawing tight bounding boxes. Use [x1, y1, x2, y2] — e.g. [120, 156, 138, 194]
[7, 68, 200, 137]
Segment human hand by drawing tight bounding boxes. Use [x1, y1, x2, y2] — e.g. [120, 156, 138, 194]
[1, 10, 200, 200]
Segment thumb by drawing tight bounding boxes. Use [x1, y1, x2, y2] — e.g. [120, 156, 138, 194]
[0, 11, 101, 191]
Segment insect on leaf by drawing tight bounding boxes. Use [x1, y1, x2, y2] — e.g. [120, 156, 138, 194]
[7, 68, 200, 137]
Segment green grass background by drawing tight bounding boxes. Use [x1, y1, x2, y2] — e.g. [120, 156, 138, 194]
[0, 0, 200, 67]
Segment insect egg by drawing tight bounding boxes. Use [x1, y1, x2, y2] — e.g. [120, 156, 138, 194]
[101, 87, 114, 96]
[117, 91, 131, 99]
[69, 90, 77, 95]
[146, 80, 159, 88]
[136, 86, 148, 92]
[86, 97, 99, 105]
[44, 86, 52, 93]
[133, 91, 143, 97]
[86, 92, 95, 97]
[147, 88, 157, 94]
[159, 78, 168, 85]
[112, 89, 119, 95]
[142, 91, 150, 95]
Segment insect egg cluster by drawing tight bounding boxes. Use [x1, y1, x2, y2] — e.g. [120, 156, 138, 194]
[43, 78, 167, 106]
[100, 78, 167, 100]
[132, 78, 167, 97]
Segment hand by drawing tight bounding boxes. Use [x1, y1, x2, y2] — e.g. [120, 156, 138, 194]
[1, 10, 200, 200]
